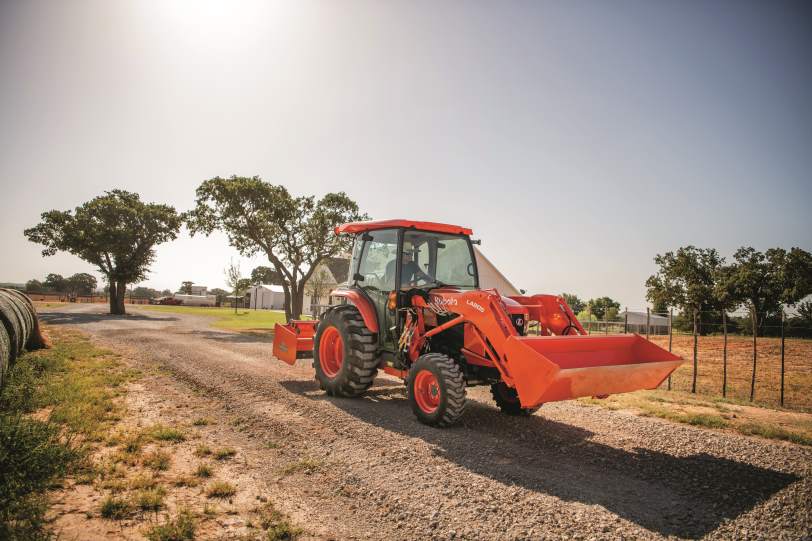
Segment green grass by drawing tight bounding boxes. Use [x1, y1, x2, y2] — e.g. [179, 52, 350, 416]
[140, 305, 296, 331]
[144, 509, 195, 541]
[0, 328, 133, 538]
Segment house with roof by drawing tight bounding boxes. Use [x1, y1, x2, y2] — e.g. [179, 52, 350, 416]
[248, 249, 521, 315]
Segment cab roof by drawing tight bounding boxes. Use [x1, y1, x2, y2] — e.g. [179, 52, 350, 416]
[335, 219, 473, 236]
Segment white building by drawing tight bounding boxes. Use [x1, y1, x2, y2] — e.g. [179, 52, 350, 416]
[619, 310, 670, 334]
[247, 284, 286, 310]
[473, 247, 520, 296]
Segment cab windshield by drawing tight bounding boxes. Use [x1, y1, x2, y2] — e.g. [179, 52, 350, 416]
[401, 231, 477, 289]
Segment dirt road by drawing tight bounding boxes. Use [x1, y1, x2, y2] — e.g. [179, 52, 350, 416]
[39, 304, 811, 540]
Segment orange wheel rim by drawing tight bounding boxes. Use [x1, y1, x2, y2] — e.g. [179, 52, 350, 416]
[319, 327, 343, 378]
[414, 370, 441, 414]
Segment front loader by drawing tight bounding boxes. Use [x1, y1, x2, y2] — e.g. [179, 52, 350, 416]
[273, 219, 682, 427]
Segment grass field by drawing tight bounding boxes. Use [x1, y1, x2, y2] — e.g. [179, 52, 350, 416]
[646, 334, 812, 412]
[140, 305, 295, 331]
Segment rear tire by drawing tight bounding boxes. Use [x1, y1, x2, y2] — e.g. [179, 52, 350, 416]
[313, 305, 378, 397]
[407, 353, 466, 427]
[491, 381, 539, 416]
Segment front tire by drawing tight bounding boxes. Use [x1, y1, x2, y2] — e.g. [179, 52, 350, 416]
[490, 381, 539, 416]
[313, 305, 378, 397]
[407, 353, 466, 427]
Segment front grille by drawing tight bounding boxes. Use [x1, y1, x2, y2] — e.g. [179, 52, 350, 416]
[510, 314, 526, 336]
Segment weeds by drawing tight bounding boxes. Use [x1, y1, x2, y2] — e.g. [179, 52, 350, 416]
[1, 329, 127, 538]
[195, 463, 213, 478]
[281, 458, 319, 476]
[143, 450, 171, 471]
[144, 508, 195, 541]
[249, 504, 302, 540]
[148, 424, 186, 443]
[192, 418, 211, 426]
[205, 481, 237, 499]
[194, 444, 212, 457]
[134, 487, 166, 512]
[100, 495, 133, 519]
[213, 447, 237, 460]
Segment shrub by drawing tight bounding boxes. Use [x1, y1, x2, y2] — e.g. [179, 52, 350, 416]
[143, 450, 171, 471]
[213, 447, 236, 460]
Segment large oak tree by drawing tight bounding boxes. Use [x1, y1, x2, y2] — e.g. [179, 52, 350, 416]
[186, 176, 366, 321]
[25, 190, 181, 315]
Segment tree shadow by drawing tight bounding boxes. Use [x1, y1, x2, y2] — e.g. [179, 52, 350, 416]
[280, 378, 798, 538]
[38, 311, 178, 325]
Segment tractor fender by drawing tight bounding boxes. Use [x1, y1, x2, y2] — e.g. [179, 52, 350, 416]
[329, 288, 379, 333]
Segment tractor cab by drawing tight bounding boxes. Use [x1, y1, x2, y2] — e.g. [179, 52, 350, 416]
[341, 221, 480, 354]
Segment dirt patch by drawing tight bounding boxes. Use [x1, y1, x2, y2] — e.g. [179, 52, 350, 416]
[649, 334, 812, 411]
[47, 359, 308, 540]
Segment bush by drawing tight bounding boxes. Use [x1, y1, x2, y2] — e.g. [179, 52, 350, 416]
[100, 495, 133, 519]
[205, 481, 236, 499]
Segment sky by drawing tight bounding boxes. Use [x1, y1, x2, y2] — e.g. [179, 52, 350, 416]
[1, 0, 810, 309]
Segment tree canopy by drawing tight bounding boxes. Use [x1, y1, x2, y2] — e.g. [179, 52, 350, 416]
[250, 266, 282, 285]
[646, 246, 723, 316]
[24, 190, 181, 314]
[560, 293, 585, 314]
[186, 176, 366, 320]
[586, 296, 620, 320]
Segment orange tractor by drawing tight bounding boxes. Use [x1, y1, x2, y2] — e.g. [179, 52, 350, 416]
[274, 220, 682, 427]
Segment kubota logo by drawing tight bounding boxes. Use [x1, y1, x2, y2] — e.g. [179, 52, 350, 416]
[466, 300, 485, 313]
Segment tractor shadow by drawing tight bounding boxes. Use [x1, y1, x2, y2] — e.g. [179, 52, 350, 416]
[181, 329, 274, 344]
[280, 378, 798, 538]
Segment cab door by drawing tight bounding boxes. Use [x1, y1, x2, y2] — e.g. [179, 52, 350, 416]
[353, 228, 399, 349]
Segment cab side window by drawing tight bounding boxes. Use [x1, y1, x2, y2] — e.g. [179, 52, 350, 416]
[357, 229, 398, 291]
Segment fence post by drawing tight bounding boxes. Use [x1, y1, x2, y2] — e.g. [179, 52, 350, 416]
[780, 310, 785, 407]
[750, 308, 757, 402]
[604, 301, 608, 335]
[667, 307, 673, 390]
[624, 307, 628, 334]
[587, 306, 592, 335]
[722, 310, 728, 398]
[691, 308, 698, 394]
[646, 307, 650, 341]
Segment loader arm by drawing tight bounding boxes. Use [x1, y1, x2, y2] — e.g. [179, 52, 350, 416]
[417, 289, 683, 408]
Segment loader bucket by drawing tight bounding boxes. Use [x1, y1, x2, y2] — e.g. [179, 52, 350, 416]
[272, 321, 317, 365]
[503, 334, 682, 408]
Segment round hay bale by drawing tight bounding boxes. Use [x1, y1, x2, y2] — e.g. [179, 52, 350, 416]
[0, 292, 26, 358]
[0, 323, 10, 389]
[3, 291, 33, 345]
[2, 289, 45, 349]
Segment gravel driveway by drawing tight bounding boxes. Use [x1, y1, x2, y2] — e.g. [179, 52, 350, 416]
[39, 304, 812, 540]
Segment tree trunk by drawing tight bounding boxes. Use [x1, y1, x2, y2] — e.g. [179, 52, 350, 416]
[109, 279, 126, 315]
[108, 280, 117, 314]
[291, 283, 305, 320]
[750, 308, 758, 401]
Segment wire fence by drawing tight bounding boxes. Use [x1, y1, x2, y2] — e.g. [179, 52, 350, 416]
[570, 308, 812, 411]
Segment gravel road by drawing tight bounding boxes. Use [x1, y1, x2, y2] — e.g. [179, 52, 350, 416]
[39, 304, 812, 540]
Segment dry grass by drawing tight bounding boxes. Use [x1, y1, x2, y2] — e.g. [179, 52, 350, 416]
[579, 389, 812, 446]
[205, 481, 237, 499]
[648, 334, 812, 411]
